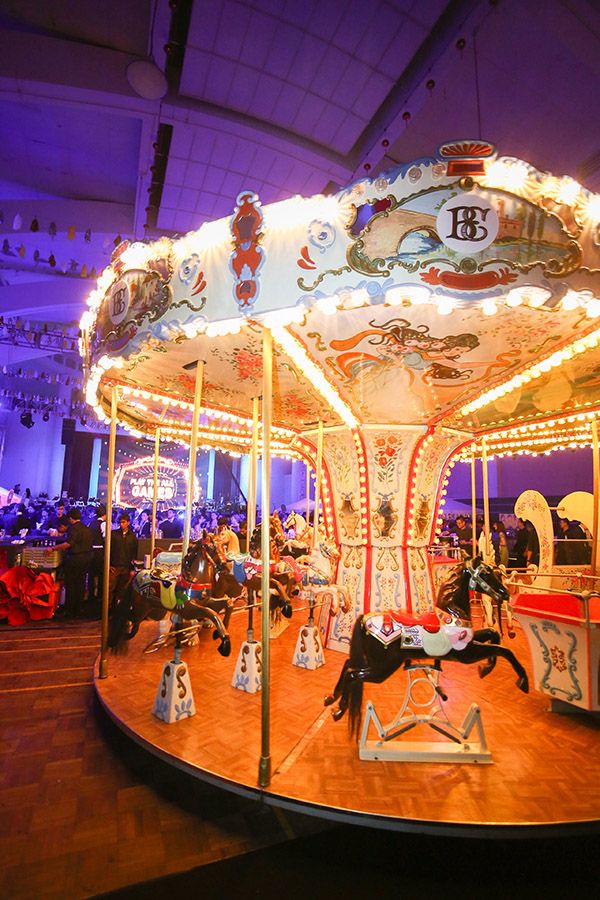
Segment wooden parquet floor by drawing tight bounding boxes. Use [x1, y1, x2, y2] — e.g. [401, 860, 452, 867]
[0, 619, 326, 900]
[97, 613, 600, 830]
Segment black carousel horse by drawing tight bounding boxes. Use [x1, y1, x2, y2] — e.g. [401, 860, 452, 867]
[108, 535, 245, 656]
[324, 556, 528, 736]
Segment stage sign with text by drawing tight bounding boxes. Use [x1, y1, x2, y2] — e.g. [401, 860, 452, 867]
[113, 457, 199, 508]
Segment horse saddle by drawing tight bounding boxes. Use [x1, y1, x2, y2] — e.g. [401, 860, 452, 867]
[154, 551, 182, 575]
[364, 611, 441, 650]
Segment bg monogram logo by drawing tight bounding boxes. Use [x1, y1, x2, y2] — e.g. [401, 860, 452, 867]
[445, 205, 490, 242]
[436, 193, 499, 253]
[108, 280, 129, 324]
[112, 287, 127, 317]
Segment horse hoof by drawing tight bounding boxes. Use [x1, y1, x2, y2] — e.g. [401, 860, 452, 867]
[332, 708, 345, 722]
[324, 694, 335, 707]
[218, 638, 231, 658]
[282, 602, 293, 619]
[508, 630, 516, 639]
[517, 675, 529, 693]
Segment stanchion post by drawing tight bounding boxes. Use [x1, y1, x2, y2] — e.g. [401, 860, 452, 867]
[471, 450, 477, 557]
[592, 419, 599, 575]
[247, 396, 259, 540]
[150, 426, 160, 561]
[99, 384, 118, 679]
[259, 328, 272, 788]
[481, 437, 491, 560]
[182, 361, 204, 558]
[312, 419, 323, 551]
[305, 462, 310, 527]
[247, 396, 260, 641]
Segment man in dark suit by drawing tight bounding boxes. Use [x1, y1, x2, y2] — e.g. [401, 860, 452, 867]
[159, 508, 182, 540]
[108, 513, 139, 611]
[51, 509, 93, 618]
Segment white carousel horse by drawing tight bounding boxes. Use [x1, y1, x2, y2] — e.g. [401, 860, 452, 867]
[296, 541, 351, 619]
[282, 511, 313, 556]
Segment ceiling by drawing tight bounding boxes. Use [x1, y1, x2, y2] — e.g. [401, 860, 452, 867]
[1, 0, 600, 425]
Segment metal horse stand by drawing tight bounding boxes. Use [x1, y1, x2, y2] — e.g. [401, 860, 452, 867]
[231, 590, 262, 692]
[292, 587, 325, 669]
[359, 661, 492, 763]
[152, 612, 197, 723]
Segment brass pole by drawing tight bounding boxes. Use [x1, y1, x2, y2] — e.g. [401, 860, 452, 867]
[592, 420, 599, 575]
[471, 451, 477, 557]
[150, 426, 160, 561]
[305, 462, 310, 527]
[247, 396, 259, 539]
[312, 419, 323, 551]
[259, 328, 272, 789]
[182, 361, 204, 557]
[481, 436, 491, 560]
[99, 384, 118, 679]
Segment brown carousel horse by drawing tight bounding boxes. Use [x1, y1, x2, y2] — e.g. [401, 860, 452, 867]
[245, 517, 298, 621]
[324, 556, 528, 736]
[108, 536, 245, 656]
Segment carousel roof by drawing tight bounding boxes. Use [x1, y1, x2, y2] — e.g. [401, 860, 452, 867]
[80, 139, 600, 456]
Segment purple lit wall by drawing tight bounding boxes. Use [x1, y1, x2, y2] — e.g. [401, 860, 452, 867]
[447, 448, 593, 507]
[0, 410, 65, 499]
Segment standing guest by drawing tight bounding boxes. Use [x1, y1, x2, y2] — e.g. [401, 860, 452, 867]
[159, 508, 182, 540]
[49, 501, 67, 530]
[35, 507, 51, 533]
[511, 518, 529, 568]
[555, 517, 589, 565]
[524, 520, 540, 567]
[136, 509, 152, 538]
[237, 519, 248, 553]
[12, 504, 33, 535]
[50, 509, 93, 618]
[492, 520, 509, 567]
[109, 513, 138, 611]
[453, 515, 474, 554]
[89, 505, 107, 610]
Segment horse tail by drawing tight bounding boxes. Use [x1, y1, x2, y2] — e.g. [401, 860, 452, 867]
[107, 596, 132, 655]
[346, 616, 367, 738]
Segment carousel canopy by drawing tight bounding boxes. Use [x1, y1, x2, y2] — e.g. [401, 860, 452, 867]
[80, 140, 600, 456]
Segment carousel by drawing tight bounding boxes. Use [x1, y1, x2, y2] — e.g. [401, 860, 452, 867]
[81, 140, 600, 833]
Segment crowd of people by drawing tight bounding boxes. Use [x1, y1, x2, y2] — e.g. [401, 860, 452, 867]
[441, 514, 591, 567]
[1, 486, 593, 621]
[0, 491, 303, 620]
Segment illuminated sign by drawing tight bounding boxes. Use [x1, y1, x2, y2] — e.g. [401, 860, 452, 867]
[113, 457, 199, 508]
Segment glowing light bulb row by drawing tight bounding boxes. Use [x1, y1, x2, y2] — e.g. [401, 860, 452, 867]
[352, 431, 369, 546]
[272, 327, 358, 429]
[461, 326, 600, 416]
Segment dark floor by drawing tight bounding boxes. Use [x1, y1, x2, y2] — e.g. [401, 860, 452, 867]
[98, 824, 600, 900]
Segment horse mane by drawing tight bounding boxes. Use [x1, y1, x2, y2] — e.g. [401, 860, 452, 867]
[436, 562, 466, 612]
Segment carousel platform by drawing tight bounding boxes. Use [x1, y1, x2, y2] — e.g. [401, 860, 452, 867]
[94, 611, 600, 836]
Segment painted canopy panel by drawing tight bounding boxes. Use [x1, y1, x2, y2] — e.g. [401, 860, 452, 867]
[106, 326, 341, 431]
[290, 302, 591, 426]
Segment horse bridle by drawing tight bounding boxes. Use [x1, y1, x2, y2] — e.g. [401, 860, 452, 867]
[466, 560, 506, 602]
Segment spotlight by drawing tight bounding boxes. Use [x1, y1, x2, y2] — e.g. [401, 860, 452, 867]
[20, 411, 34, 429]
